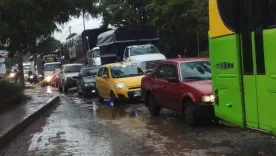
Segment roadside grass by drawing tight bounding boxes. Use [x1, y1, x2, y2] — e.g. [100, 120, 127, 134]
[0, 79, 29, 113]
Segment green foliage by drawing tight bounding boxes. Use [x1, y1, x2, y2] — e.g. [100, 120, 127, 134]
[0, 0, 98, 86]
[98, 0, 151, 27]
[95, 0, 208, 56]
[0, 79, 23, 102]
[37, 37, 62, 54]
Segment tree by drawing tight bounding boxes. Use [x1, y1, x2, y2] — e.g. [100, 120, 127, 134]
[37, 37, 62, 54]
[147, 0, 208, 57]
[97, 0, 151, 27]
[0, 0, 97, 87]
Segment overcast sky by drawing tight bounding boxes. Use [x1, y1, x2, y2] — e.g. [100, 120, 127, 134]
[53, 15, 102, 42]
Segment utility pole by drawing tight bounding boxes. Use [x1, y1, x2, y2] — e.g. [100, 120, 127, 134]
[197, 31, 200, 58]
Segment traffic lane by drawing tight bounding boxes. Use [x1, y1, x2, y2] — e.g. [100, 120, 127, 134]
[3, 88, 276, 156]
[56, 93, 276, 156]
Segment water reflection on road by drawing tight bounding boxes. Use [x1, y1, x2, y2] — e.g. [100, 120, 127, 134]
[3, 86, 276, 156]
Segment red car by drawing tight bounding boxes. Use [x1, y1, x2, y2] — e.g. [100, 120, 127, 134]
[141, 58, 214, 125]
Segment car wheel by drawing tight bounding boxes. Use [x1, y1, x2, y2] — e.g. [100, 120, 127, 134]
[184, 100, 197, 126]
[110, 91, 121, 105]
[97, 89, 103, 102]
[64, 85, 69, 93]
[77, 86, 82, 96]
[58, 85, 63, 92]
[147, 93, 160, 117]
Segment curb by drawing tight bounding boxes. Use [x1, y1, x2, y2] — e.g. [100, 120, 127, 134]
[0, 95, 60, 150]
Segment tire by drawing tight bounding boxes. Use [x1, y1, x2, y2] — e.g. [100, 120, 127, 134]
[147, 93, 160, 117]
[64, 85, 69, 93]
[110, 91, 121, 105]
[58, 85, 63, 92]
[184, 101, 197, 126]
[77, 86, 82, 96]
[97, 89, 103, 102]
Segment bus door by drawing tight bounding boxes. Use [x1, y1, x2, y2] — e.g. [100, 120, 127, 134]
[241, 0, 276, 132]
[209, 0, 245, 127]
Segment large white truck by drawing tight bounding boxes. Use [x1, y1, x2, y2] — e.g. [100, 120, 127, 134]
[122, 44, 166, 73]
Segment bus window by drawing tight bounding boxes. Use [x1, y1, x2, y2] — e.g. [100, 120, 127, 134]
[217, 0, 240, 32]
[264, 0, 276, 28]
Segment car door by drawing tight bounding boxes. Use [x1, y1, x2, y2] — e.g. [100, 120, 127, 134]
[102, 67, 111, 97]
[96, 67, 104, 96]
[165, 64, 183, 111]
[151, 64, 169, 108]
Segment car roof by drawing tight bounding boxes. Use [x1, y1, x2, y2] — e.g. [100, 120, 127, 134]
[126, 44, 154, 49]
[161, 58, 209, 64]
[82, 66, 99, 69]
[44, 62, 61, 65]
[102, 62, 134, 67]
[62, 63, 83, 67]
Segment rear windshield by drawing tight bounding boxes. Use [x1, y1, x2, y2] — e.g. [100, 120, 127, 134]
[64, 65, 83, 73]
[130, 45, 160, 56]
[110, 65, 144, 78]
[83, 67, 99, 77]
[44, 63, 61, 71]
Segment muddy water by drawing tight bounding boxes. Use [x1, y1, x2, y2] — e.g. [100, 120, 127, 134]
[3, 88, 276, 156]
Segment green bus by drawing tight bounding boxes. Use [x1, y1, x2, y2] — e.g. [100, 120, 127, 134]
[209, 0, 276, 134]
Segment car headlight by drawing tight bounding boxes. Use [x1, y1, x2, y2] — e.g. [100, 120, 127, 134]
[115, 83, 125, 89]
[45, 76, 52, 82]
[38, 74, 43, 78]
[9, 73, 16, 78]
[202, 95, 215, 103]
[85, 83, 94, 87]
[30, 75, 34, 79]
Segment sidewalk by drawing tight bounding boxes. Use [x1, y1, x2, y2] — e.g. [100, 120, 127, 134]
[0, 88, 59, 149]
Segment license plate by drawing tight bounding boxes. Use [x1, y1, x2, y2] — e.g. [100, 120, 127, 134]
[133, 90, 141, 97]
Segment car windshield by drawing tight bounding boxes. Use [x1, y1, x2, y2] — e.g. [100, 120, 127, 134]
[64, 65, 83, 73]
[110, 65, 144, 78]
[180, 61, 211, 81]
[83, 68, 99, 77]
[93, 49, 100, 57]
[130, 45, 160, 56]
[44, 63, 61, 71]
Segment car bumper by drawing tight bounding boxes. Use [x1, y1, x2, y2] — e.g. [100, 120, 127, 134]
[114, 88, 142, 100]
[64, 80, 77, 88]
[82, 86, 97, 94]
[195, 102, 215, 120]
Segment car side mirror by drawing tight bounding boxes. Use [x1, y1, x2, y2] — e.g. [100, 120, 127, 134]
[102, 75, 108, 79]
[168, 77, 179, 83]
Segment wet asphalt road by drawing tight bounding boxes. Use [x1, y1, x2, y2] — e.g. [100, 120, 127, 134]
[2, 87, 276, 156]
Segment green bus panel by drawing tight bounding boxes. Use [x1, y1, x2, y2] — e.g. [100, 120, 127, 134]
[209, 34, 244, 127]
[257, 29, 276, 134]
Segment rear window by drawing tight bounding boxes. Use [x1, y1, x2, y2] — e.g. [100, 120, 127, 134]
[44, 63, 61, 71]
[64, 65, 83, 73]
